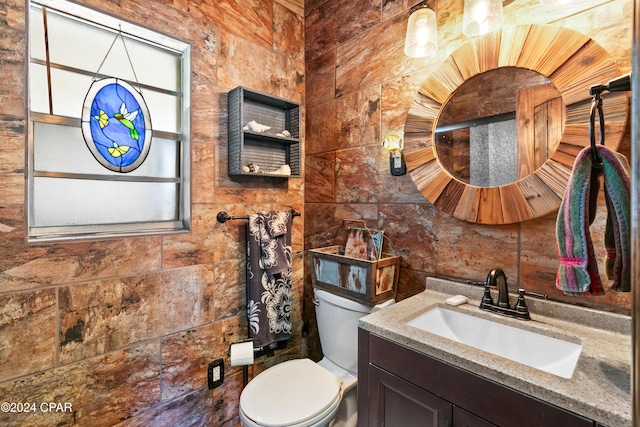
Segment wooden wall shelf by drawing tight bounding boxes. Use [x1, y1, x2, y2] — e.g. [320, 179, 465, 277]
[228, 87, 301, 178]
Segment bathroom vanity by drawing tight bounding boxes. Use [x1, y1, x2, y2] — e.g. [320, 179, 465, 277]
[357, 278, 632, 427]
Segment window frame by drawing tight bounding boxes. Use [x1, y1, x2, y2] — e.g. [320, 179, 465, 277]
[26, 0, 192, 243]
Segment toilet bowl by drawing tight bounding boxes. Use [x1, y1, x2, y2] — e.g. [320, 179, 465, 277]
[238, 288, 394, 427]
[239, 358, 341, 427]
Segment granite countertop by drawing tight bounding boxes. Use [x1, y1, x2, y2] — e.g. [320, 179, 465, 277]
[359, 277, 632, 427]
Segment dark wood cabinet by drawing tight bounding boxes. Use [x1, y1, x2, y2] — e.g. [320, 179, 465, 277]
[453, 407, 497, 427]
[358, 329, 596, 427]
[369, 365, 452, 426]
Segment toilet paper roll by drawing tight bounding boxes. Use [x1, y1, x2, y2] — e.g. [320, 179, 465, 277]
[230, 341, 255, 367]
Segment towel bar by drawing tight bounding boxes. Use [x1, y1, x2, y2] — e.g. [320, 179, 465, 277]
[216, 209, 300, 223]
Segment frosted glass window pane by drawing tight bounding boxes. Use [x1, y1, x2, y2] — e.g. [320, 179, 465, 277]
[31, 67, 108, 118]
[35, 68, 182, 132]
[49, 13, 123, 79]
[29, 64, 50, 114]
[33, 122, 180, 177]
[42, 9, 181, 92]
[95, 38, 181, 92]
[50, 68, 94, 118]
[29, 6, 46, 60]
[33, 177, 178, 226]
[145, 90, 181, 133]
[29, 64, 182, 133]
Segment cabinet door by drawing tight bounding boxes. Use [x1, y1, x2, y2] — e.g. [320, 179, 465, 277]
[453, 406, 497, 427]
[369, 365, 452, 427]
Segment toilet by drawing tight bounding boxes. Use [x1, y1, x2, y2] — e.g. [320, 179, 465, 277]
[238, 288, 395, 427]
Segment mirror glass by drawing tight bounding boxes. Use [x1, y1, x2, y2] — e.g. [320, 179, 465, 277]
[435, 67, 564, 187]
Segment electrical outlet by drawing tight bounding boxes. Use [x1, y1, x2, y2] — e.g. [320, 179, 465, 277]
[208, 358, 224, 389]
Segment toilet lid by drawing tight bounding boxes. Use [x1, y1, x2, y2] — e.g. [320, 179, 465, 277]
[241, 358, 340, 426]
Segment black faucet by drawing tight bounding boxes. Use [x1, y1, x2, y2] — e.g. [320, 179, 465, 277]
[488, 268, 510, 309]
[478, 268, 531, 320]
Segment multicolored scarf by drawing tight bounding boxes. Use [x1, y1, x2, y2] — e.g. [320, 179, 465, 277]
[555, 145, 631, 296]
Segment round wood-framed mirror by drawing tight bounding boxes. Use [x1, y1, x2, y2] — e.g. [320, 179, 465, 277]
[403, 24, 628, 224]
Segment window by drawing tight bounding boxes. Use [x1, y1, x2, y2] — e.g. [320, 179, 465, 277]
[28, 0, 191, 242]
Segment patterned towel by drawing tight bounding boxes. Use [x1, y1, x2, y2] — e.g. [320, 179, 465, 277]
[555, 145, 631, 295]
[246, 210, 292, 348]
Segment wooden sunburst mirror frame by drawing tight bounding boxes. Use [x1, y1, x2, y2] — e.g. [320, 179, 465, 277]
[403, 24, 628, 225]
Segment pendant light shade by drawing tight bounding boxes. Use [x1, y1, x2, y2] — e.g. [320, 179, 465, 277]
[462, 0, 504, 37]
[404, 6, 437, 58]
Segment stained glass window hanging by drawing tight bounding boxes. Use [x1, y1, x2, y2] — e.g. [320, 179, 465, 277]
[81, 77, 152, 172]
[80, 29, 152, 173]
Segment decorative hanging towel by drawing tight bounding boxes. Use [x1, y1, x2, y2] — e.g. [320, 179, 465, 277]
[246, 210, 293, 348]
[555, 145, 631, 296]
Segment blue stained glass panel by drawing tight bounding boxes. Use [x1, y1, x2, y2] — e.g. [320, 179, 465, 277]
[81, 78, 152, 173]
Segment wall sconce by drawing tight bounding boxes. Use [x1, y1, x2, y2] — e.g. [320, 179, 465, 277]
[462, 0, 504, 37]
[404, 5, 437, 58]
[382, 133, 407, 176]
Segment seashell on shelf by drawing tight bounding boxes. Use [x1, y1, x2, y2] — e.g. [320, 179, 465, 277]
[243, 120, 271, 133]
[243, 163, 260, 173]
[265, 164, 291, 175]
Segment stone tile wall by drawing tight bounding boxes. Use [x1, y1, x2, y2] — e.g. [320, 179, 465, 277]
[0, 0, 304, 426]
[0, 0, 635, 424]
[304, 0, 633, 360]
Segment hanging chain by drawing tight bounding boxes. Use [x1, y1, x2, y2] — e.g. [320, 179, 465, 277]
[93, 26, 142, 93]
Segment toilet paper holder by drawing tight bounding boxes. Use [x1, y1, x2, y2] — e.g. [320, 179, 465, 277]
[228, 339, 279, 358]
[229, 339, 260, 388]
[229, 341, 255, 366]
[228, 338, 256, 352]
[227, 338, 279, 387]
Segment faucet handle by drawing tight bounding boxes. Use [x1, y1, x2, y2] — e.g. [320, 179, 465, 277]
[522, 289, 548, 300]
[480, 282, 494, 309]
[514, 289, 530, 317]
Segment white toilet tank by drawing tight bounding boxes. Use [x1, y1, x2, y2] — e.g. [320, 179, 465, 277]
[314, 288, 394, 374]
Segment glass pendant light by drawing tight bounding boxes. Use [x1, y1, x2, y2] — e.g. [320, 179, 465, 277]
[404, 6, 437, 58]
[462, 0, 504, 37]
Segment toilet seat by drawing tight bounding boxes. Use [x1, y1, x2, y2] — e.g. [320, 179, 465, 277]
[239, 396, 340, 427]
[240, 358, 341, 427]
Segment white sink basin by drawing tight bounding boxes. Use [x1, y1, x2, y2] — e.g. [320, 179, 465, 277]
[407, 307, 582, 379]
